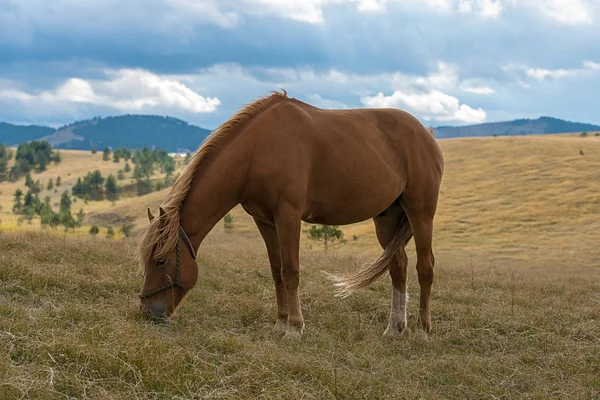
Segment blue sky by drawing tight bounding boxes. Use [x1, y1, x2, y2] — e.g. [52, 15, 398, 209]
[1, 0, 599, 129]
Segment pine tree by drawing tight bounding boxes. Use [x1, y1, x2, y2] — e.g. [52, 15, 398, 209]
[105, 174, 118, 199]
[307, 225, 345, 251]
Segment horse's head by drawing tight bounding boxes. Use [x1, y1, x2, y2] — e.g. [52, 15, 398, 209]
[139, 207, 198, 322]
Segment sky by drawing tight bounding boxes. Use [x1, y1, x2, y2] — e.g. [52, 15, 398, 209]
[1, 0, 599, 129]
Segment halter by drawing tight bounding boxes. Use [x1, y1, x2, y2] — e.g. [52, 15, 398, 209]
[139, 226, 197, 300]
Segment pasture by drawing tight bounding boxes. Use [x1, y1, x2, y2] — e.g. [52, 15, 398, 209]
[1, 134, 599, 399]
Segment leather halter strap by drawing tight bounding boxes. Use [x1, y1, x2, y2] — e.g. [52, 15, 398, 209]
[139, 226, 196, 300]
[178, 225, 196, 260]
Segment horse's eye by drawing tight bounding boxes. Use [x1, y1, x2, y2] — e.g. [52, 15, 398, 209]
[156, 258, 168, 268]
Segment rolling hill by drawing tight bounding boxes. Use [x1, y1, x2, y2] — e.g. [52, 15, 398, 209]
[1, 114, 599, 152]
[1, 132, 599, 398]
[0, 115, 212, 153]
[434, 116, 600, 138]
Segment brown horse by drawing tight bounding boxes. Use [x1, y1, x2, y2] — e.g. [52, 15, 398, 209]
[138, 90, 444, 338]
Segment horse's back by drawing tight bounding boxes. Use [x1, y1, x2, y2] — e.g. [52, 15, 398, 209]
[239, 98, 443, 225]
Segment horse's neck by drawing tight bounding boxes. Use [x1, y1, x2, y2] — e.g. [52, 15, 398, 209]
[179, 150, 244, 251]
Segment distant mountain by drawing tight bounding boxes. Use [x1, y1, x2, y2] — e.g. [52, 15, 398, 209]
[0, 122, 55, 145]
[1, 115, 599, 151]
[0, 115, 212, 152]
[434, 116, 600, 139]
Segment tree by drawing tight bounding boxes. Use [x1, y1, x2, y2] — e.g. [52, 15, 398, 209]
[113, 152, 120, 163]
[163, 156, 175, 178]
[13, 141, 58, 177]
[56, 176, 62, 187]
[47, 178, 54, 191]
[89, 225, 100, 236]
[124, 162, 131, 173]
[133, 147, 154, 182]
[105, 174, 118, 199]
[0, 144, 12, 181]
[120, 223, 134, 238]
[89, 170, 104, 189]
[76, 208, 85, 227]
[60, 209, 76, 231]
[106, 226, 115, 238]
[60, 190, 71, 213]
[12, 189, 23, 214]
[113, 148, 132, 161]
[91, 145, 97, 154]
[103, 147, 111, 161]
[183, 153, 191, 165]
[307, 225, 344, 252]
[224, 213, 234, 231]
[25, 173, 34, 188]
[37, 152, 48, 172]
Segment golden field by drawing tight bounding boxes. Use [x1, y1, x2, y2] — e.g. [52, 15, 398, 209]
[0, 133, 599, 399]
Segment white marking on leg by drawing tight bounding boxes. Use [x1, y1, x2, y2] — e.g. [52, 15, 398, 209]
[383, 287, 408, 337]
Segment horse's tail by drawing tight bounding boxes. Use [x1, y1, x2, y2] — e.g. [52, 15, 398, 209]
[327, 212, 412, 298]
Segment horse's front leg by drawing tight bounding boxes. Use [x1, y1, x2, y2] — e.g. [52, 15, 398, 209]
[273, 203, 304, 339]
[253, 217, 289, 333]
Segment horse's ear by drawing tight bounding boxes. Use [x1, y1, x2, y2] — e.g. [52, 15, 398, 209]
[159, 206, 166, 219]
[147, 208, 155, 222]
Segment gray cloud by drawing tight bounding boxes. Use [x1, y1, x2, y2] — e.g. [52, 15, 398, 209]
[0, 0, 599, 128]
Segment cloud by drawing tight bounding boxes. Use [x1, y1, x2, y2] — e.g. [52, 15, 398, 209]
[504, 61, 600, 82]
[306, 94, 349, 109]
[460, 85, 495, 95]
[361, 89, 487, 123]
[533, 0, 594, 25]
[0, 69, 220, 114]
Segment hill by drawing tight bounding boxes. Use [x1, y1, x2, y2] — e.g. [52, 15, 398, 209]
[2, 114, 600, 153]
[0, 115, 212, 153]
[434, 116, 600, 138]
[0, 122, 55, 145]
[0, 133, 599, 398]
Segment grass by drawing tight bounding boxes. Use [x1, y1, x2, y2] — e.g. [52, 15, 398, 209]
[1, 133, 600, 398]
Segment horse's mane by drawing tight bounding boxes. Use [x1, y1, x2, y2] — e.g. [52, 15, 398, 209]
[137, 90, 288, 266]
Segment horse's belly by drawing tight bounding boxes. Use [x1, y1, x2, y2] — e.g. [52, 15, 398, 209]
[303, 168, 403, 225]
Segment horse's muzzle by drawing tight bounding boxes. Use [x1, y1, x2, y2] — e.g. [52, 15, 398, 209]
[140, 302, 170, 324]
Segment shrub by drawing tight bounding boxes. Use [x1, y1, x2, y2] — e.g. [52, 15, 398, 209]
[224, 213, 234, 231]
[307, 225, 344, 251]
[89, 225, 99, 236]
[120, 223, 134, 238]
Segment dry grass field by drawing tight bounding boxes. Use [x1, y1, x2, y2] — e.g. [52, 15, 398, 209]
[1, 133, 599, 399]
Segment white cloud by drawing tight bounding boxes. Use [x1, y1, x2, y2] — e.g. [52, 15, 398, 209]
[460, 85, 495, 95]
[361, 89, 487, 123]
[505, 61, 600, 81]
[306, 94, 349, 109]
[457, 0, 506, 17]
[0, 69, 220, 114]
[533, 0, 594, 25]
[526, 68, 573, 80]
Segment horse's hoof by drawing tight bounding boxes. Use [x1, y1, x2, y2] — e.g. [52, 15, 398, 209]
[382, 321, 406, 338]
[283, 322, 304, 340]
[272, 318, 287, 334]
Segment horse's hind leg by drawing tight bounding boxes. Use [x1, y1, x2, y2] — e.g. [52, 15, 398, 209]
[374, 204, 412, 337]
[402, 189, 440, 334]
[253, 217, 288, 333]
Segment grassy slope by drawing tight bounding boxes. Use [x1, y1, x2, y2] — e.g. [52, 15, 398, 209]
[1, 134, 599, 398]
[0, 150, 187, 236]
